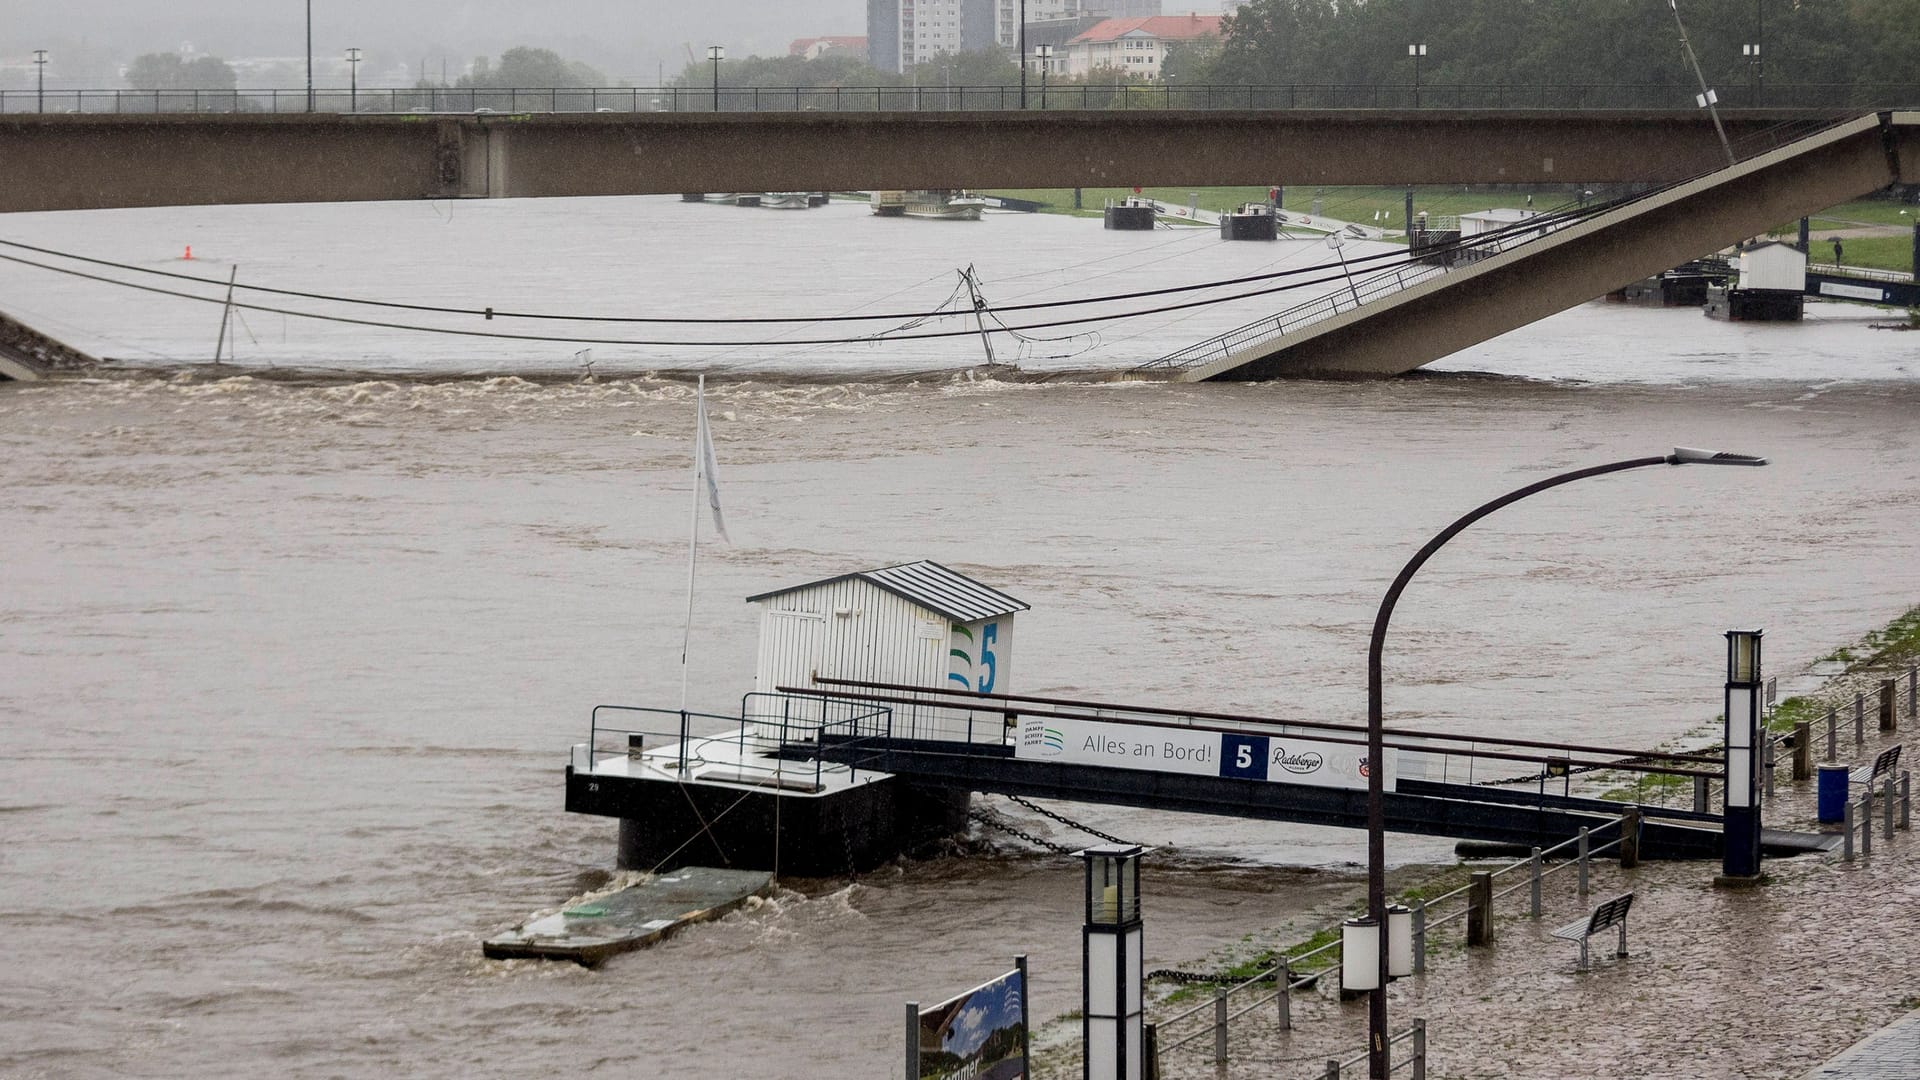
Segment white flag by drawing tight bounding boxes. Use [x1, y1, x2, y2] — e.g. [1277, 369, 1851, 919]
[695, 382, 729, 542]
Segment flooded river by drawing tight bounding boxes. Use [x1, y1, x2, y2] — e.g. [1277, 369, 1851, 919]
[2, 197, 1918, 1078]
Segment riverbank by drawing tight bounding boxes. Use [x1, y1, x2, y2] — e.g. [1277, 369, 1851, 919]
[1025, 607, 1920, 1078]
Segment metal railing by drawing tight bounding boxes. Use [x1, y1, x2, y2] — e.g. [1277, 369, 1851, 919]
[1149, 816, 1629, 1073]
[578, 695, 892, 792]
[1136, 211, 1574, 373]
[5, 81, 1916, 116]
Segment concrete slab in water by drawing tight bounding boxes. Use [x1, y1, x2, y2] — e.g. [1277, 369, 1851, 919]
[483, 867, 772, 965]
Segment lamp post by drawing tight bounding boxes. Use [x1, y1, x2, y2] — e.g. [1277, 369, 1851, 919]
[1363, 446, 1767, 1078]
[1019, 0, 1029, 109]
[33, 49, 47, 114]
[1743, 43, 1762, 107]
[345, 47, 362, 113]
[1722, 629, 1765, 881]
[1407, 44, 1426, 108]
[707, 45, 724, 112]
[306, 0, 314, 113]
[1035, 45, 1054, 110]
[1080, 845, 1144, 1080]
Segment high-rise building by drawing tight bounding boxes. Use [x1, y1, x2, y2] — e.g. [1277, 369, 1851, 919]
[868, 0, 998, 73]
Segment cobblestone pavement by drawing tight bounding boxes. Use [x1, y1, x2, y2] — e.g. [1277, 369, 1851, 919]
[1132, 682, 1920, 1080]
[1804, 1009, 1920, 1079]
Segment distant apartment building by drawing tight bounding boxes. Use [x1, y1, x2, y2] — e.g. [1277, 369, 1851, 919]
[788, 36, 870, 61]
[867, 0, 997, 73]
[1063, 13, 1222, 78]
[869, 0, 1169, 72]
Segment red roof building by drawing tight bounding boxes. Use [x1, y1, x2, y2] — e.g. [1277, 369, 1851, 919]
[788, 36, 869, 61]
[1064, 14, 1223, 79]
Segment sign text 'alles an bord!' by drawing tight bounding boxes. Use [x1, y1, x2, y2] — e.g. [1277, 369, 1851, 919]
[1015, 716, 1395, 792]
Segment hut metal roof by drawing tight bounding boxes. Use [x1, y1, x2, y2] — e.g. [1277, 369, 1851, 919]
[746, 560, 1029, 623]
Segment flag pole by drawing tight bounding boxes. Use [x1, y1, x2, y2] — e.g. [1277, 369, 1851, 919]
[678, 375, 704, 715]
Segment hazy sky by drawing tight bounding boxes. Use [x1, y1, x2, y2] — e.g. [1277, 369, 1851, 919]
[3, 1, 865, 85]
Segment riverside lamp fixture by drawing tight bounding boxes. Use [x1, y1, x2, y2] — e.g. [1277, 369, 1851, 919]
[1035, 45, 1055, 109]
[1361, 445, 1767, 1077]
[1018, 0, 1028, 109]
[1407, 43, 1426, 107]
[1743, 43, 1763, 105]
[707, 45, 724, 111]
[33, 49, 48, 113]
[1722, 629, 1765, 881]
[1080, 845, 1144, 1080]
[345, 47, 362, 112]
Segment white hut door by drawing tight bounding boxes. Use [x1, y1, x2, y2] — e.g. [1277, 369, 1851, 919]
[764, 609, 825, 727]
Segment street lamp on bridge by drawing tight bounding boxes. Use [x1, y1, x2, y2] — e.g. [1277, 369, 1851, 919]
[345, 47, 363, 113]
[33, 50, 48, 114]
[1743, 43, 1763, 107]
[305, 0, 314, 113]
[1035, 45, 1055, 110]
[1361, 446, 1768, 1078]
[707, 45, 725, 112]
[1407, 44, 1426, 108]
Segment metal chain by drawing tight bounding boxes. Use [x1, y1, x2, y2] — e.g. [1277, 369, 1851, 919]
[1002, 793, 1139, 847]
[968, 807, 1079, 856]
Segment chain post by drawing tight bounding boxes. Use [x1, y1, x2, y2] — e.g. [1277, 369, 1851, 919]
[1578, 827, 1590, 896]
[1844, 799, 1855, 861]
[1277, 958, 1292, 1030]
[1530, 846, 1542, 918]
[1412, 900, 1427, 974]
[1212, 986, 1227, 1066]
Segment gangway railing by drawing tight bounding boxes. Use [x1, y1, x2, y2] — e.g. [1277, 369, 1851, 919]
[788, 676, 1722, 799]
[577, 695, 892, 792]
[1134, 211, 1577, 375]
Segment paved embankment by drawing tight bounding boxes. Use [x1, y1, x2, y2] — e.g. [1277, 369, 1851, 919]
[1116, 667, 1920, 1080]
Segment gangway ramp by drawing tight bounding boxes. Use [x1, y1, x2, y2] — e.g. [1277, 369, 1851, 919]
[1135, 110, 1919, 381]
[783, 678, 1833, 861]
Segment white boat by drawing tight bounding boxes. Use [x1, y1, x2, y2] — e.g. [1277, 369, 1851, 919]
[760, 192, 812, 210]
[870, 190, 988, 221]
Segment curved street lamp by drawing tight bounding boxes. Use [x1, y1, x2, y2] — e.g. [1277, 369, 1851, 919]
[1361, 446, 1767, 1078]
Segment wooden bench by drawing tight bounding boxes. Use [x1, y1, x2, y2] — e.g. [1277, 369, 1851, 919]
[1550, 892, 1634, 973]
[1850, 744, 1902, 788]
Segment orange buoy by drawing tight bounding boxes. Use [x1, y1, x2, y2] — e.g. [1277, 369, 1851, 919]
[183, 245, 193, 260]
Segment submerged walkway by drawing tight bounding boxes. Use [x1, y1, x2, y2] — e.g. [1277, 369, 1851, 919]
[1805, 1011, 1920, 1079]
[1086, 674, 1920, 1080]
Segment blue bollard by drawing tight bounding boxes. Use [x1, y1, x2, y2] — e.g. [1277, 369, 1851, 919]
[1818, 763, 1851, 823]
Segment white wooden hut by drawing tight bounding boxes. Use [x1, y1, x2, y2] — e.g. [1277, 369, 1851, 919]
[741, 564, 1029, 737]
[1737, 241, 1808, 292]
[745, 561, 1029, 742]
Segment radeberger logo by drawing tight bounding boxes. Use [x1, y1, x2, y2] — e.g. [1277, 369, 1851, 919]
[1270, 746, 1325, 775]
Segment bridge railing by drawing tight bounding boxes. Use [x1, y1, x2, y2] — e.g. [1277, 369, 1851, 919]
[3, 81, 1916, 116]
[1136, 212, 1573, 374]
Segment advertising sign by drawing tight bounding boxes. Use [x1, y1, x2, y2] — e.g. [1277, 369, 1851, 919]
[1014, 716, 1395, 792]
[917, 964, 1028, 1080]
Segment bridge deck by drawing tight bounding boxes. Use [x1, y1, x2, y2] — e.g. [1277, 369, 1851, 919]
[1141, 111, 1917, 380]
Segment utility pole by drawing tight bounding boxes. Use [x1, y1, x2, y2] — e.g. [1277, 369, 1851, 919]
[1669, 0, 1735, 167]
